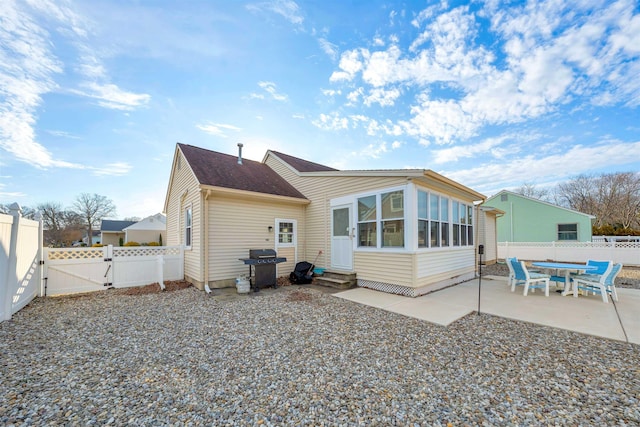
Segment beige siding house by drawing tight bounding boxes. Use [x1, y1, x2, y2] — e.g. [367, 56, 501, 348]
[165, 143, 488, 296]
[123, 213, 167, 245]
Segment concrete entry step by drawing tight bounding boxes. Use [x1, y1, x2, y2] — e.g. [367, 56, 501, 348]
[314, 270, 357, 290]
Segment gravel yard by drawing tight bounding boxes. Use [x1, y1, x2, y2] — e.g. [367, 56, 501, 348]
[1, 282, 638, 426]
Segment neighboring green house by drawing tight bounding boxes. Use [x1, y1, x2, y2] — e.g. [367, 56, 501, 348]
[484, 190, 595, 242]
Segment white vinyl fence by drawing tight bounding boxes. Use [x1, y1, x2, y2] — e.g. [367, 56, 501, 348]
[44, 245, 184, 296]
[0, 204, 42, 321]
[1, 202, 185, 321]
[498, 241, 640, 267]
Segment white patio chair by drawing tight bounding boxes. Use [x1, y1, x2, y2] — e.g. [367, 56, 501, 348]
[509, 258, 551, 297]
[505, 257, 517, 288]
[570, 259, 612, 282]
[572, 263, 622, 303]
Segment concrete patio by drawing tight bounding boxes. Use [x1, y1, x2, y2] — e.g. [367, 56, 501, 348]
[334, 275, 640, 344]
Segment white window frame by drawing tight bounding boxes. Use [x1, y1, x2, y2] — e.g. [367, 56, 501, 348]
[184, 204, 192, 249]
[557, 223, 578, 241]
[355, 185, 407, 251]
[416, 187, 474, 251]
[276, 219, 296, 247]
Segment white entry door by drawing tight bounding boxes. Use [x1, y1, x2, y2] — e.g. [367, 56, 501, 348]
[331, 205, 353, 270]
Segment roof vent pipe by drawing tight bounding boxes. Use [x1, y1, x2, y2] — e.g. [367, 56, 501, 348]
[237, 143, 243, 165]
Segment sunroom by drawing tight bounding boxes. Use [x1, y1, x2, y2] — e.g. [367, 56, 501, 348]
[331, 180, 483, 297]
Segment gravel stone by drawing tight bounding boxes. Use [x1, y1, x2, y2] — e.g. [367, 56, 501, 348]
[1, 284, 638, 426]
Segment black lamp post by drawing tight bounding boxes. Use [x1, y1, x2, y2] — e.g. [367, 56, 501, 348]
[477, 245, 484, 315]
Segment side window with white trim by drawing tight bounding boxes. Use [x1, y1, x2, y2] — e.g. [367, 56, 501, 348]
[184, 206, 192, 248]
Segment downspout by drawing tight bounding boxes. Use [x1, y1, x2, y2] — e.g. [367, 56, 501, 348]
[510, 202, 513, 242]
[203, 189, 212, 293]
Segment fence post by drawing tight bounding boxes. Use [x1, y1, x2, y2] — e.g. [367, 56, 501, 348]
[36, 213, 44, 297]
[3, 203, 21, 320]
[105, 245, 114, 287]
[157, 255, 165, 290]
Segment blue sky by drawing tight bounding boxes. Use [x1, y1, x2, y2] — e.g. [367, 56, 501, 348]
[1, 0, 639, 219]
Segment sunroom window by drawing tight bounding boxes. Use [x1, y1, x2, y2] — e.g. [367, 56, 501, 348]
[440, 196, 450, 247]
[453, 201, 473, 247]
[357, 191, 405, 248]
[381, 191, 404, 247]
[357, 195, 377, 247]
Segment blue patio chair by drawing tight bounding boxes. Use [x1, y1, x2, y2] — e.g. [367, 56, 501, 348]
[505, 257, 517, 288]
[572, 263, 622, 303]
[570, 260, 612, 282]
[509, 258, 551, 297]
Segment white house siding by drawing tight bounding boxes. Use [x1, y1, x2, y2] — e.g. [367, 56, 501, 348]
[353, 249, 474, 296]
[126, 230, 164, 245]
[276, 246, 296, 278]
[165, 150, 202, 285]
[265, 155, 406, 270]
[101, 233, 121, 246]
[207, 195, 305, 288]
[477, 210, 498, 265]
[354, 252, 414, 287]
[415, 249, 475, 292]
[265, 154, 484, 296]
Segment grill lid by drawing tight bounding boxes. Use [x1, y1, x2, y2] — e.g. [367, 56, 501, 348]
[249, 249, 277, 258]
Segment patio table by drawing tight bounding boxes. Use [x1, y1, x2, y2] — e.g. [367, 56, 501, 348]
[531, 262, 599, 297]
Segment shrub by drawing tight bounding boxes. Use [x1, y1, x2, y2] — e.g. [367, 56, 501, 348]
[92, 243, 103, 247]
[124, 241, 140, 246]
[147, 242, 160, 246]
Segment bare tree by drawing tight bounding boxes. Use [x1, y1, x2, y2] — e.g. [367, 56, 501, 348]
[556, 172, 640, 231]
[38, 202, 85, 246]
[73, 193, 117, 246]
[514, 182, 551, 201]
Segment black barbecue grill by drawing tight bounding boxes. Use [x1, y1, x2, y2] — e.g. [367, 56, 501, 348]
[239, 249, 287, 291]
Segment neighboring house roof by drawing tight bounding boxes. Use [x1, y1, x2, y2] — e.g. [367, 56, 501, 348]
[123, 213, 166, 231]
[101, 219, 137, 233]
[486, 190, 596, 219]
[177, 144, 307, 199]
[268, 150, 338, 172]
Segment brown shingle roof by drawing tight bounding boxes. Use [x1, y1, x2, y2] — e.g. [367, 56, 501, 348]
[178, 144, 307, 199]
[269, 151, 338, 172]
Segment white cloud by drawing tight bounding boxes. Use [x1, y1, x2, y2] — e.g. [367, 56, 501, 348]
[0, 1, 84, 169]
[246, 0, 303, 25]
[445, 139, 640, 192]
[329, 49, 365, 82]
[430, 134, 514, 164]
[318, 38, 338, 60]
[72, 82, 150, 111]
[257, 81, 288, 101]
[358, 141, 388, 159]
[326, 0, 640, 145]
[322, 89, 341, 97]
[312, 112, 349, 131]
[197, 123, 242, 138]
[363, 87, 401, 107]
[47, 130, 81, 139]
[92, 162, 132, 176]
[0, 0, 153, 174]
